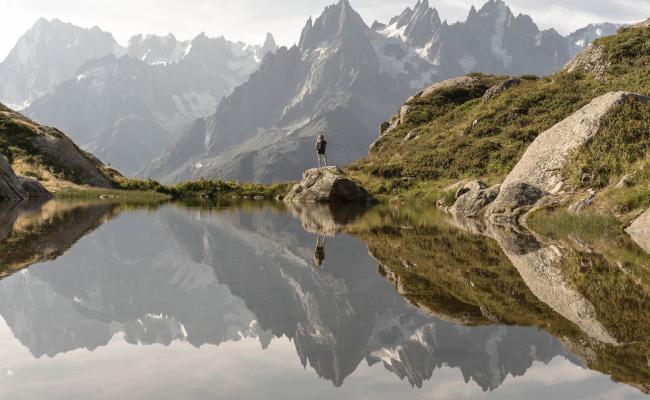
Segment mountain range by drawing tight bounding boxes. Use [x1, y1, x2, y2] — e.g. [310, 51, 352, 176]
[23, 31, 276, 173]
[142, 0, 623, 183]
[0, 0, 623, 181]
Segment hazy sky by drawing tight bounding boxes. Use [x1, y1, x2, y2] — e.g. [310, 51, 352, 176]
[1, 0, 649, 60]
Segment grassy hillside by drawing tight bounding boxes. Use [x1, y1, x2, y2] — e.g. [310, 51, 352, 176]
[347, 24, 650, 214]
[0, 103, 120, 189]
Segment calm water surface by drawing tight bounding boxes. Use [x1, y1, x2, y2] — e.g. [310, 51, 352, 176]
[0, 200, 648, 399]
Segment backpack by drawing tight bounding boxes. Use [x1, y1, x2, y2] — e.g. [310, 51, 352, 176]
[316, 140, 327, 153]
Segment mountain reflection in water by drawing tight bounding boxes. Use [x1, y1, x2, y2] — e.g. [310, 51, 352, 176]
[0, 199, 647, 399]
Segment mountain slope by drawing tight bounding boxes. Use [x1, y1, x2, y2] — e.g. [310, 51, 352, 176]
[348, 20, 650, 214]
[25, 32, 275, 174]
[0, 103, 118, 189]
[0, 18, 122, 109]
[143, 0, 438, 183]
[146, 0, 620, 184]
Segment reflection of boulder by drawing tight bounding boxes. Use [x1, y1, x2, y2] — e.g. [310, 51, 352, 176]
[286, 202, 368, 236]
[449, 214, 619, 345]
[627, 209, 650, 254]
[284, 167, 368, 203]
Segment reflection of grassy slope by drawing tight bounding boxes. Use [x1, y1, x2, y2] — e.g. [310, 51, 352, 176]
[349, 204, 650, 389]
[347, 206, 581, 335]
[348, 26, 650, 212]
[0, 201, 119, 277]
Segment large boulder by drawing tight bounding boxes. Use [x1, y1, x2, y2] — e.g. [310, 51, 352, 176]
[488, 92, 649, 221]
[449, 181, 500, 218]
[627, 209, 650, 254]
[0, 154, 51, 202]
[487, 182, 545, 222]
[0, 155, 26, 202]
[284, 166, 369, 203]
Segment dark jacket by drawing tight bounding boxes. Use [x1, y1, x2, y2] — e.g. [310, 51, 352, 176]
[316, 140, 327, 154]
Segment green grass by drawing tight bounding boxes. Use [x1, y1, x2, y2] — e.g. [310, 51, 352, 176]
[564, 100, 650, 189]
[526, 209, 622, 242]
[114, 176, 292, 201]
[347, 25, 650, 208]
[54, 187, 171, 203]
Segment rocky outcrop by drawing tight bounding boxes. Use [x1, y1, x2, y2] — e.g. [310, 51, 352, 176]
[633, 19, 650, 28]
[449, 180, 500, 217]
[487, 182, 545, 222]
[488, 92, 649, 221]
[0, 155, 50, 202]
[447, 214, 619, 345]
[376, 76, 476, 140]
[626, 209, 650, 254]
[482, 78, 521, 102]
[1, 104, 118, 188]
[284, 166, 369, 203]
[563, 44, 609, 78]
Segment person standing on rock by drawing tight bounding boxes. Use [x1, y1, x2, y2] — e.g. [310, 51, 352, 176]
[316, 134, 328, 168]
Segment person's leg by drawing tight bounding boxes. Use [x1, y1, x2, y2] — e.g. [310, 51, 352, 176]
[324, 154, 327, 167]
[317, 153, 321, 168]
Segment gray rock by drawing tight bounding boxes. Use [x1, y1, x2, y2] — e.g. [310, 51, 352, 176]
[403, 130, 419, 142]
[568, 191, 597, 213]
[614, 173, 636, 189]
[488, 92, 649, 221]
[284, 166, 369, 203]
[482, 78, 521, 102]
[455, 180, 486, 200]
[16, 176, 51, 199]
[563, 44, 609, 78]
[0, 155, 27, 202]
[450, 183, 500, 218]
[487, 182, 545, 222]
[0, 155, 50, 202]
[626, 209, 650, 254]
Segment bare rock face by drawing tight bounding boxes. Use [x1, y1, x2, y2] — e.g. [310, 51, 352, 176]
[627, 209, 650, 254]
[488, 92, 649, 221]
[450, 180, 500, 218]
[284, 166, 369, 203]
[0, 155, 50, 202]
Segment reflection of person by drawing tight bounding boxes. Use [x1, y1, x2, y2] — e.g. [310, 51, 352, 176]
[314, 234, 326, 267]
[316, 134, 328, 168]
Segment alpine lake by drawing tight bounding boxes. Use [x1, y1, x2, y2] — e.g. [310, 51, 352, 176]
[0, 198, 649, 399]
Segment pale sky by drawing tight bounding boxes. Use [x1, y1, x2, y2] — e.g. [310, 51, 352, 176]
[1, 0, 649, 60]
